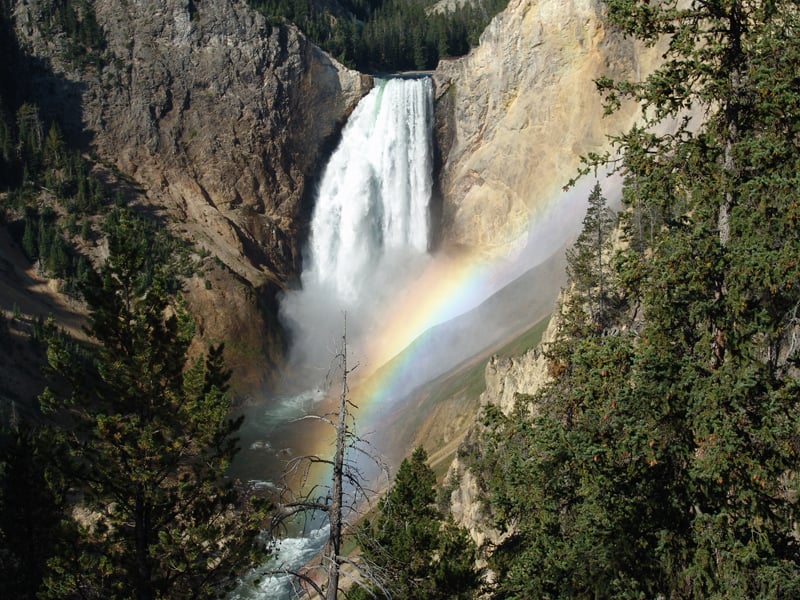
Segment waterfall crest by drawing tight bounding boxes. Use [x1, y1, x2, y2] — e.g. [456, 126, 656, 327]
[281, 77, 434, 368]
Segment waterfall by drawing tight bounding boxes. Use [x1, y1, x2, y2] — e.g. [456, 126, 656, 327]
[231, 76, 435, 600]
[281, 77, 435, 368]
[305, 77, 433, 303]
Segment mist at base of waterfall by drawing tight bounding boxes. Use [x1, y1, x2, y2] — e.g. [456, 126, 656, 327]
[279, 77, 434, 378]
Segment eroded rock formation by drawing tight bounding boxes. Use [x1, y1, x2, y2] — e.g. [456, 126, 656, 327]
[12, 0, 371, 386]
[433, 0, 656, 258]
[446, 310, 559, 545]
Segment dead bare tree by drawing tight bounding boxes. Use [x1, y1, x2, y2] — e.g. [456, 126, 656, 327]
[265, 315, 390, 599]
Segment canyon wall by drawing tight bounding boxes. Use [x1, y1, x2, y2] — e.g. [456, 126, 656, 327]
[433, 0, 654, 258]
[447, 308, 559, 547]
[12, 0, 371, 386]
[432, 0, 664, 553]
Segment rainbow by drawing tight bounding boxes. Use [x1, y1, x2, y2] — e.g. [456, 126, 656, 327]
[350, 177, 596, 428]
[351, 254, 490, 420]
[288, 169, 620, 502]
[295, 172, 607, 492]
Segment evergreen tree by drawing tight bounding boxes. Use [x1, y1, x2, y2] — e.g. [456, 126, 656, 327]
[80, 217, 92, 241]
[565, 182, 617, 328]
[0, 111, 15, 187]
[0, 424, 66, 599]
[248, 0, 510, 72]
[46, 236, 70, 276]
[356, 447, 479, 599]
[21, 213, 38, 261]
[43, 121, 65, 172]
[479, 1, 800, 597]
[39, 211, 269, 599]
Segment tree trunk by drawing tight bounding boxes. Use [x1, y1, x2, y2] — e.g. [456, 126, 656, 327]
[719, 4, 744, 248]
[326, 323, 348, 599]
[135, 490, 154, 600]
[712, 5, 744, 369]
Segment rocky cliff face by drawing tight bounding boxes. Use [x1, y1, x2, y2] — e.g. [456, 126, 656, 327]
[433, 0, 655, 258]
[12, 0, 371, 386]
[446, 309, 559, 547]
[434, 0, 666, 554]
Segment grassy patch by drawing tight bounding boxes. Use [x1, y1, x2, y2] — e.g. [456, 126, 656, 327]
[424, 360, 487, 410]
[495, 316, 550, 359]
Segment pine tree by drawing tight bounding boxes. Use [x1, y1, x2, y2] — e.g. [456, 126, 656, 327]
[479, 1, 800, 597]
[21, 213, 38, 261]
[39, 211, 269, 599]
[565, 182, 616, 328]
[43, 122, 65, 172]
[0, 424, 66, 599]
[355, 447, 479, 599]
[594, 6, 800, 593]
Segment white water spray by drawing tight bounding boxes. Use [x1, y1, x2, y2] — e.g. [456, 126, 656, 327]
[234, 74, 611, 600]
[281, 77, 434, 369]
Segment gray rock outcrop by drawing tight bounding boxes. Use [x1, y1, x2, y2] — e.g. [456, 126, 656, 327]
[446, 309, 558, 544]
[12, 0, 371, 385]
[17, 0, 370, 282]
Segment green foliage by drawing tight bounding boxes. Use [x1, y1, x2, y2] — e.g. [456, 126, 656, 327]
[356, 447, 480, 599]
[101, 207, 198, 290]
[478, 1, 800, 598]
[37, 0, 107, 69]
[1, 93, 109, 210]
[249, 0, 509, 72]
[14, 205, 90, 294]
[565, 182, 618, 328]
[38, 221, 269, 599]
[0, 423, 67, 599]
[9, 198, 197, 301]
[0, 87, 184, 304]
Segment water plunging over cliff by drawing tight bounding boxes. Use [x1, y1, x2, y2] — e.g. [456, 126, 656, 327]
[232, 78, 435, 598]
[281, 77, 435, 370]
[308, 77, 432, 300]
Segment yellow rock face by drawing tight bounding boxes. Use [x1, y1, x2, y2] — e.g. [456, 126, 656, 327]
[434, 0, 660, 259]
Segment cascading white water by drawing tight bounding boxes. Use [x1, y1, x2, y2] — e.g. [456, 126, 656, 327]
[234, 73, 595, 600]
[304, 77, 433, 303]
[280, 77, 434, 369]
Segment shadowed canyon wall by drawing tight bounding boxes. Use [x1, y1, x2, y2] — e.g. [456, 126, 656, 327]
[11, 0, 371, 386]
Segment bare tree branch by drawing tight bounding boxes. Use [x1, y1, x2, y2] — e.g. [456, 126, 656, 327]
[266, 314, 390, 598]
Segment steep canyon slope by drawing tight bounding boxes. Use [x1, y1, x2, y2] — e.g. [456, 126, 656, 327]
[3, 0, 656, 408]
[10, 0, 371, 386]
[430, 0, 662, 542]
[362, 0, 664, 470]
